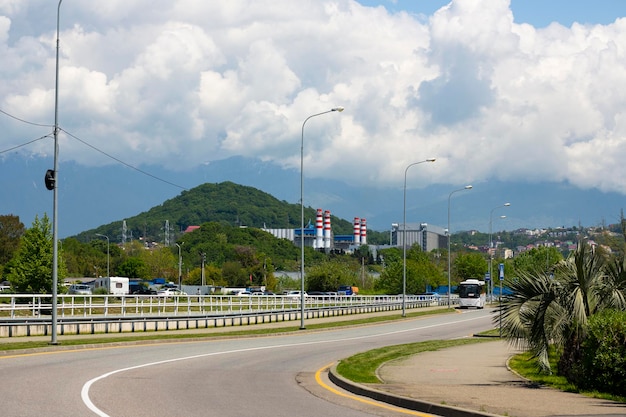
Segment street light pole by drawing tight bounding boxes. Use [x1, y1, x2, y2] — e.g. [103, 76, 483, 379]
[489, 203, 510, 301]
[95, 234, 109, 278]
[175, 242, 183, 290]
[50, 0, 63, 345]
[402, 158, 436, 317]
[201, 252, 206, 287]
[447, 185, 472, 308]
[300, 106, 344, 330]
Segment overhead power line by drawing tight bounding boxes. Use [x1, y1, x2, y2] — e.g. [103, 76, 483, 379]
[0, 134, 52, 154]
[0, 108, 53, 127]
[60, 128, 188, 191]
[0, 107, 188, 191]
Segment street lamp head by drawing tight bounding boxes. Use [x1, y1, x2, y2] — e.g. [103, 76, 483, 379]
[332, 106, 345, 112]
[504, 202, 511, 207]
[426, 158, 436, 162]
[465, 185, 473, 190]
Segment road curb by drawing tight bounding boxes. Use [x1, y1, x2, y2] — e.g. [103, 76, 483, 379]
[327, 363, 501, 417]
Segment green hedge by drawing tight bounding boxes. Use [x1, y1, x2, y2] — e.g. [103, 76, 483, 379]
[578, 309, 626, 396]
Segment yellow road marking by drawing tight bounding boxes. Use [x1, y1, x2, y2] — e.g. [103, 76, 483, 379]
[315, 363, 437, 416]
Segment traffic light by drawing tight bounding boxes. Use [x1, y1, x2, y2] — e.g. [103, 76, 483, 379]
[44, 169, 56, 190]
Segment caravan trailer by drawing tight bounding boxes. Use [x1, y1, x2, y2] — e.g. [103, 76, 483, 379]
[94, 276, 129, 295]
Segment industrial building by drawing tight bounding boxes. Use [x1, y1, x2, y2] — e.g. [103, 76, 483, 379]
[261, 209, 368, 252]
[262, 210, 447, 254]
[391, 223, 448, 252]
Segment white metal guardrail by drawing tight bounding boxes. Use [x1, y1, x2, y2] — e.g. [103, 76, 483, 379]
[0, 294, 451, 318]
[0, 294, 456, 338]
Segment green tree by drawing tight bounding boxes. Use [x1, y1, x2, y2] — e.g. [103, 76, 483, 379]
[116, 257, 149, 279]
[512, 246, 563, 277]
[222, 261, 247, 286]
[454, 252, 487, 281]
[275, 274, 299, 293]
[264, 272, 278, 292]
[185, 267, 202, 285]
[378, 247, 402, 265]
[5, 214, 66, 293]
[375, 261, 402, 294]
[185, 264, 224, 286]
[306, 259, 359, 292]
[375, 245, 444, 294]
[140, 246, 176, 279]
[375, 258, 442, 295]
[62, 237, 101, 278]
[61, 237, 125, 278]
[0, 214, 25, 268]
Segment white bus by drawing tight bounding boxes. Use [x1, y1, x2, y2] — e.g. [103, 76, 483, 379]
[458, 279, 486, 309]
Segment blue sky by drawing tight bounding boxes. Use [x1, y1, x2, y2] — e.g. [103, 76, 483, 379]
[358, 0, 624, 27]
[2, 0, 626, 237]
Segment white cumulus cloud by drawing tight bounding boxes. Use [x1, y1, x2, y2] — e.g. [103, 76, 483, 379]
[1, 0, 626, 196]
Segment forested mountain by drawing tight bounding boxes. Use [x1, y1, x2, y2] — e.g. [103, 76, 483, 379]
[73, 181, 362, 244]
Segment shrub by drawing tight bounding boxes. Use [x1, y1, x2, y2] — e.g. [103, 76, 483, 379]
[93, 287, 108, 295]
[578, 309, 626, 396]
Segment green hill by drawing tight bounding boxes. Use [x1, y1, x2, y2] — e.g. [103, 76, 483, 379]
[74, 181, 357, 244]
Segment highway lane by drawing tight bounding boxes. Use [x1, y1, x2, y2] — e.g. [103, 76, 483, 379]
[1, 308, 494, 416]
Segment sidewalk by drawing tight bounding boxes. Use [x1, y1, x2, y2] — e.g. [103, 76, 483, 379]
[331, 339, 626, 417]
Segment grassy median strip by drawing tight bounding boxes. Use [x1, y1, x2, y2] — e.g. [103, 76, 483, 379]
[336, 337, 491, 383]
[0, 308, 454, 352]
[335, 332, 626, 404]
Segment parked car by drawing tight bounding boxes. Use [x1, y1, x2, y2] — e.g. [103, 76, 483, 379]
[157, 288, 186, 296]
[307, 291, 326, 297]
[285, 290, 307, 300]
[68, 284, 92, 295]
[133, 287, 157, 295]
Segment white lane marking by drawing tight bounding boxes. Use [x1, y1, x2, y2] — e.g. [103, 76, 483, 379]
[82, 314, 488, 416]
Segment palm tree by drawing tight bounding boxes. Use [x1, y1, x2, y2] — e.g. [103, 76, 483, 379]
[497, 240, 626, 375]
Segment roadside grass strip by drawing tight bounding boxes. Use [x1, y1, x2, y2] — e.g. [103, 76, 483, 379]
[336, 338, 490, 384]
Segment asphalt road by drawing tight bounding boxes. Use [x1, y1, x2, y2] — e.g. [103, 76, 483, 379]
[0, 309, 493, 417]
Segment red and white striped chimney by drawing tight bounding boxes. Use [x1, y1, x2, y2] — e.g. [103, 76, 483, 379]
[360, 218, 367, 245]
[353, 217, 361, 245]
[315, 208, 323, 249]
[324, 210, 331, 249]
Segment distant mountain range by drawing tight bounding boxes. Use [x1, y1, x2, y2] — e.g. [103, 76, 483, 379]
[2, 154, 625, 240]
